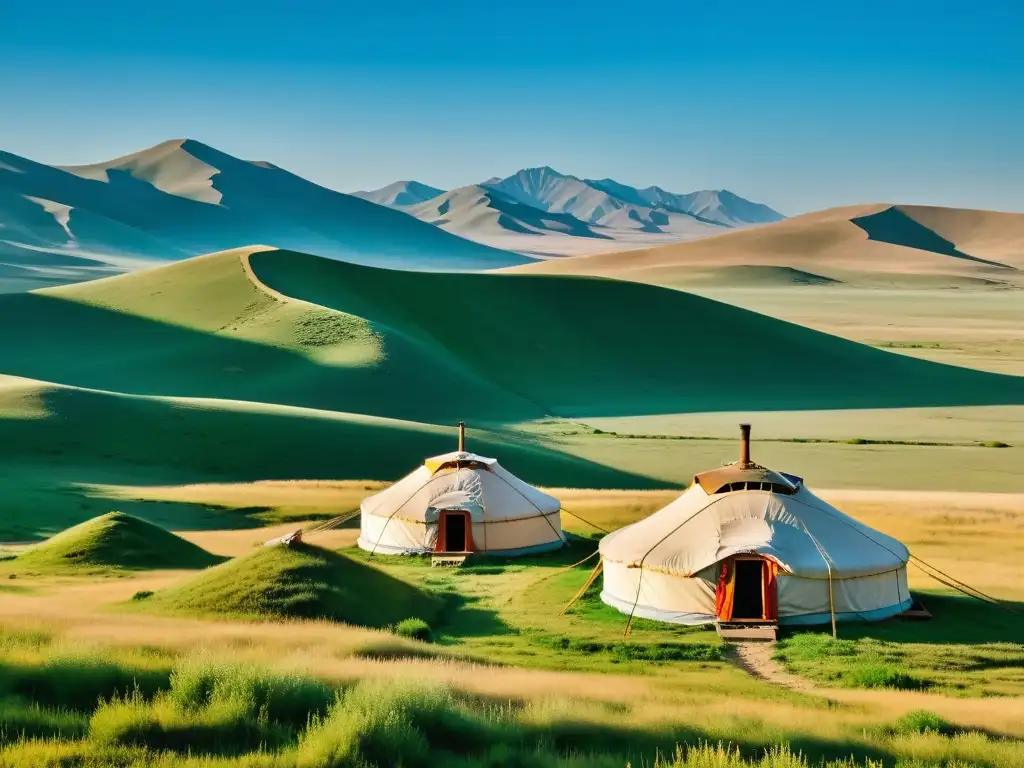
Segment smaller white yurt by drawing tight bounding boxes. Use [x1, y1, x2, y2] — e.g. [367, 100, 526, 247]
[600, 425, 911, 627]
[358, 423, 565, 556]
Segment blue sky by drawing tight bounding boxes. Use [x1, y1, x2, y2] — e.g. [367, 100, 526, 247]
[1, 0, 1021, 214]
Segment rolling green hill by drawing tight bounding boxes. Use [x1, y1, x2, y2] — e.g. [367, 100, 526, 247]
[1, 247, 1023, 539]
[247, 248, 1024, 415]
[10, 512, 221, 573]
[1, 247, 1020, 424]
[141, 542, 440, 626]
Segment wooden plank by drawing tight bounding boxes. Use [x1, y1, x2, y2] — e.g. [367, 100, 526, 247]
[717, 622, 778, 641]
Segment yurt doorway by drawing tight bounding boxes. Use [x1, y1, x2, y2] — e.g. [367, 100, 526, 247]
[437, 510, 472, 553]
[732, 559, 765, 620]
[717, 556, 778, 622]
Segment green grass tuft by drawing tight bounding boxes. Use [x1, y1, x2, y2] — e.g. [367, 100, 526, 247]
[393, 618, 433, 643]
[890, 710, 956, 736]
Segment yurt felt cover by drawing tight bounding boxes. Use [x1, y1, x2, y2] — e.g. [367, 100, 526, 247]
[359, 452, 564, 555]
[600, 484, 907, 579]
[600, 481, 911, 625]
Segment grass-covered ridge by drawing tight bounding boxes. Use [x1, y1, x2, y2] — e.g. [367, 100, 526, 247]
[250, 248, 1024, 417]
[140, 541, 442, 627]
[11, 512, 221, 573]
[0, 248, 1021, 429]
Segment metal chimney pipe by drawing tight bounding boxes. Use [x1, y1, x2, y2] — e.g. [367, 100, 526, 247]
[739, 423, 751, 467]
[458, 421, 466, 453]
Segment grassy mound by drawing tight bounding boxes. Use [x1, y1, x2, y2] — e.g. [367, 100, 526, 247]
[13, 512, 221, 573]
[143, 542, 440, 626]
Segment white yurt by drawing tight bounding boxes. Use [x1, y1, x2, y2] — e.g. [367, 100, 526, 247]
[358, 423, 565, 556]
[600, 425, 911, 626]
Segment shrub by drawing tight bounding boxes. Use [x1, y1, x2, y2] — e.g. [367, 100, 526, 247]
[891, 709, 955, 735]
[394, 618, 433, 643]
[131, 591, 154, 601]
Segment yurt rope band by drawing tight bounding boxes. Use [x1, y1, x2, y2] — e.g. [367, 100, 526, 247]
[785, 494, 910, 610]
[559, 559, 604, 615]
[490, 471, 565, 544]
[909, 555, 1020, 614]
[303, 508, 361, 535]
[558, 507, 611, 535]
[366, 472, 446, 560]
[503, 548, 601, 605]
[622, 494, 743, 638]
[790, 495, 1018, 615]
[800, 523, 838, 638]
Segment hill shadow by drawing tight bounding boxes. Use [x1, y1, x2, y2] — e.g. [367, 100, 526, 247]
[852, 207, 1016, 270]
[250, 248, 1024, 416]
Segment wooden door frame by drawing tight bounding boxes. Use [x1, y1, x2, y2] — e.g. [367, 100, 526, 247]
[718, 555, 778, 623]
[435, 510, 474, 553]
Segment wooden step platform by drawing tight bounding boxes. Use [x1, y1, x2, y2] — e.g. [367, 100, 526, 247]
[900, 598, 933, 620]
[716, 621, 778, 641]
[431, 552, 472, 567]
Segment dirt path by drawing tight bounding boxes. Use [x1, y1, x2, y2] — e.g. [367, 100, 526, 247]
[727, 641, 817, 692]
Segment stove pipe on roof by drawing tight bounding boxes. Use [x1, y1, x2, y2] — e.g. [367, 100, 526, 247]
[458, 421, 466, 453]
[739, 423, 751, 468]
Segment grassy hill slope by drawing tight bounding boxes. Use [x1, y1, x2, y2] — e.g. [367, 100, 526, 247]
[0, 373, 661, 541]
[0, 248, 537, 423]
[11, 512, 221, 573]
[504, 204, 1024, 289]
[0, 247, 1022, 424]
[249, 248, 1024, 415]
[142, 542, 440, 626]
[2, 247, 1024, 540]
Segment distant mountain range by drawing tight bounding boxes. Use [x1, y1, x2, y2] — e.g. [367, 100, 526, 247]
[0, 139, 530, 291]
[504, 203, 1024, 290]
[353, 167, 784, 256]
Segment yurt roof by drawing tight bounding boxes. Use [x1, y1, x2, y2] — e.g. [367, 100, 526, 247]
[361, 452, 560, 521]
[693, 463, 802, 494]
[599, 424, 908, 580]
[599, 482, 908, 580]
[423, 451, 497, 474]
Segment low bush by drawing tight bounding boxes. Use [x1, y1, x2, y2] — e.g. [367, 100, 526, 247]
[394, 617, 433, 643]
[131, 590, 154, 601]
[890, 709, 955, 736]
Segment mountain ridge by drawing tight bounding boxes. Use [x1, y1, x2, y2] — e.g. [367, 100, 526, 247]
[356, 165, 784, 256]
[0, 139, 531, 292]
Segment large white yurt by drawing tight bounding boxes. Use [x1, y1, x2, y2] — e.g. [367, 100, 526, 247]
[358, 424, 565, 556]
[600, 425, 911, 626]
